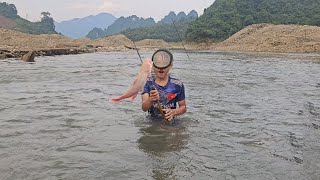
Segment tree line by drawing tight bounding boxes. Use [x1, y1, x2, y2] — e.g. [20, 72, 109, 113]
[86, 11, 198, 41]
[103, 0, 320, 43]
[121, 20, 193, 42]
[186, 0, 320, 42]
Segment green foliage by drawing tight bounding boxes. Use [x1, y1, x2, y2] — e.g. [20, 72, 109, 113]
[120, 11, 198, 42]
[121, 21, 192, 42]
[105, 15, 155, 36]
[0, 2, 18, 18]
[186, 0, 320, 42]
[15, 12, 56, 34]
[86, 15, 155, 39]
[0, 2, 56, 34]
[86, 11, 198, 41]
[39, 11, 56, 33]
[86, 27, 107, 39]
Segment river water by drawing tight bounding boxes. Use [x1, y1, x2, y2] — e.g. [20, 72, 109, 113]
[0, 51, 319, 180]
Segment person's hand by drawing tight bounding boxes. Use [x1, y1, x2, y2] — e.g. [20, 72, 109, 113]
[149, 89, 159, 102]
[163, 108, 176, 122]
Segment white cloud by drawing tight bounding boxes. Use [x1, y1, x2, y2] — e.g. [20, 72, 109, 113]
[99, 0, 116, 11]
[97, 0, 125, 16]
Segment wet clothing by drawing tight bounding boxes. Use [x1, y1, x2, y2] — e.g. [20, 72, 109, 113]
[142, 75, 185, 117]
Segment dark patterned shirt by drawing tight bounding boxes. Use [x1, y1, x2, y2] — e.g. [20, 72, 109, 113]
[142, 75, 185, 116]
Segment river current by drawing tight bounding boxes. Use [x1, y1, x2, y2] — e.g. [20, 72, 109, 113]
[0, 51, 319, 180]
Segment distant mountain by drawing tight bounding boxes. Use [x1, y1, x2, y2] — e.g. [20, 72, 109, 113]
[121, 10, 199, 42]
[54, 13, 116, 39]
[187, 10, 198, 20]
[105, 15, 155, 36]
[176, 12, 187, 21]
[86, 15, 155, 39]
[160, 11, 177, 24]
[159, 10, 198, 24]
[86, 11, 198, 40]
[86, 27, 107, 40]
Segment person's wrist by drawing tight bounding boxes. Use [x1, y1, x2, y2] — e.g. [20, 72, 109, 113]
[173, 109, 177, 117]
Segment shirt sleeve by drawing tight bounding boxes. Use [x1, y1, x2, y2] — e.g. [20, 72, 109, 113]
[177, 83, 185, 101]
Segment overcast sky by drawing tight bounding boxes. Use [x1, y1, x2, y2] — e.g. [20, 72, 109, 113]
[4, 0, 214, 22]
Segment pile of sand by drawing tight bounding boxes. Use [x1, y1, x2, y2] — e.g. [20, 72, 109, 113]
[213, 23, 320, 53]
[136, 39, 171, 48]
[1, 23, 320, 54]
[93, 34, 133, 51]
[0, 28, 134, 51]
[0, 28, 91, 50]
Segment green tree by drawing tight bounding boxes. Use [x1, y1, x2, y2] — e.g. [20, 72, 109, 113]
[186, 0, 320, 42]
[15, 11, 57, 34]
[39, 11, 56, 33]
[86, 27, 107, 39]
[0, 2, 18, 18]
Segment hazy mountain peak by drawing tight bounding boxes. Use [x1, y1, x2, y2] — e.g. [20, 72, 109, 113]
[159, 10, 198, 24]
[55, 13, 116, 39]
[86, 15, 156, 39]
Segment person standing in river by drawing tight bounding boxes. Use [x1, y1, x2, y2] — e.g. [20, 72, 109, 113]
[141, 49, 187, 122]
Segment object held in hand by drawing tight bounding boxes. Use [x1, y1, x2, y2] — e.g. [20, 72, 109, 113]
[151, 85, 166, 122]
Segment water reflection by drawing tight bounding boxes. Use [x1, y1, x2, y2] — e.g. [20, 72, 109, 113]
[137, 118, 189, 179]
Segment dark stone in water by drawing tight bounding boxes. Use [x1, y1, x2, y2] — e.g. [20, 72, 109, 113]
[21, 50, 36, 62]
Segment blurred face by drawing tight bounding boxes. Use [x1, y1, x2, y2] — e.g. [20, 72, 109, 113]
[152, 50, 172, 79]
[153, 64, 172, 79]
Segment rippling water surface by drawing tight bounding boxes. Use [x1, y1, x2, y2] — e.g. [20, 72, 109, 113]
[0, 51, 320, 180]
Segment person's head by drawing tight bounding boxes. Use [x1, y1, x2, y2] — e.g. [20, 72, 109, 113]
[152, 49, 173, 79]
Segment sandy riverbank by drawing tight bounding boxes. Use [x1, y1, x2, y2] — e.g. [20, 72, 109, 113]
[1, 23, 319, 59]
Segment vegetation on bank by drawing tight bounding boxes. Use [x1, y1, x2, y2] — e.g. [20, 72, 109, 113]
[87, 0, 319, 43]
[0, 2, 17, 18]
[0, 2, 57, 34]
[1, 0, 319, 44]
[98, 0, 320, 43]
[186, 0, 320, 42]
[121, 20, 193, 42]
[117, 11, 198, 42]
[1, 23, 320, 55]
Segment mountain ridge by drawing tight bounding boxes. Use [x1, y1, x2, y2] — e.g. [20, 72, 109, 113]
[54, 12, 117, 39]
[86, 10, 198, 40]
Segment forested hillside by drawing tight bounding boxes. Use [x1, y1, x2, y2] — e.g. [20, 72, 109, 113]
[0, 2, 56, 34]
[121, 20, 192, 42]
[121, 10, 198, 42]
[86, 15, 155, 39]
[186, 0, 320, 42]
[86, 11, 198, 41]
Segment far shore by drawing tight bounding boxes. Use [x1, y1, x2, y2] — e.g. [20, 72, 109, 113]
[1, 23, 320, 60]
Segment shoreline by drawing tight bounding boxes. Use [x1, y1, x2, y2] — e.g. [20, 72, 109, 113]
[1, 46, 320, 61]
[0, 48, 97, 59]
[1, 23, 320, 60]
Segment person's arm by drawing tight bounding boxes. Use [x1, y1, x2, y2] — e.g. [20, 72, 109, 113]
[164, 100, 187, 121]
[141, 89, 159, 112]
[141, 93, 152, 111]
[175, 100, 187, 116]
